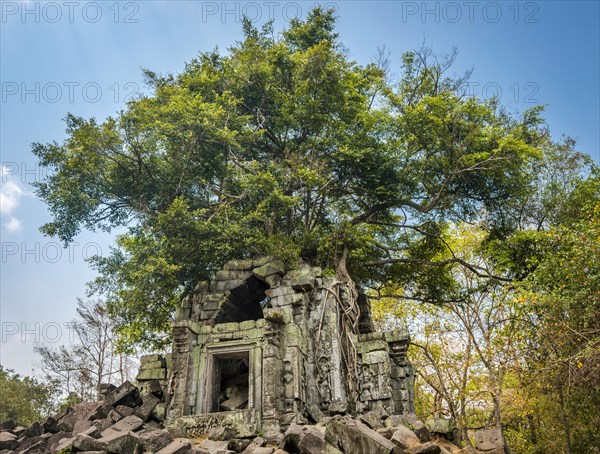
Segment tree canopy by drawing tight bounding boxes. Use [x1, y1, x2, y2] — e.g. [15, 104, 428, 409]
[0, 366, 56, 426]
[34, 8, 554, 350]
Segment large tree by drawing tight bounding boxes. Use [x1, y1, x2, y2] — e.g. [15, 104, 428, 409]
[33, 8, 547, 350]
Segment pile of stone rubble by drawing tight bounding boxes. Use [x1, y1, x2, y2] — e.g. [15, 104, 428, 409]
[0, 380, 503, 454]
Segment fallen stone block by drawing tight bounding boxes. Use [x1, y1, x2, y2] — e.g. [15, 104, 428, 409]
[138, 428, 173, 452]
[227, 438, 252, 452]
[386, 415, 404, 428]
[426, 418, 452, 436]
[46, 431, 72, 452]
[377, 427, 395, 440]
[240, 436, 266, 454]
[110, 415, 144, 433]
[73, 433, 104, 451]
[306, 404, 324, 424]
[372, 403, 390, 420]
[42, 416, 61, 434]
[90, 404, 114, 421]
[208, 426, 237, 441]
[104, 381, 140, 407]
[135, 393, 161, 422]
[325, 416, 400, 454]
[60, 401, 103, 430]
[408, 442, 441, 454]
[399, 414, 420, 427]
[410, 421, 431, 443]
[300, 432, 343, 454]
[474, 428, 504, 452]
[252, 448, 275, 454]
[73, 417, 95, 434]
[22, 434, 51, 451]
[0, 432, 19, 450]
[360, 410, 385, 430]
[19, 440, 48, 454]
[54, 436, 74, 452]
[99, 383, 117, 398]
[107, 409, 123, 423]
[152, 403, 167, 422]
[155, 438, 192, 454]
[98, 430, 139, 454]
[391, 424, 420, 451]
[20, 439, 47, 454]
[116, 405, 135, 417]
[93, 418, 115, 432]
[22, 421, 43, 438]
[11, 426, 26, 437]
[201, 439, 229, 452]
[280, 423, 331, 454]
[140, 379, 164, 398]
[328, 402, 347, 416]
[81, 425, 102, 439]
[220, 383, 249, 411]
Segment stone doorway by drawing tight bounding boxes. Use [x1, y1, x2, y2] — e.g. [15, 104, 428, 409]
[213, 353, 250, 412]
[199, 344, 260, 415]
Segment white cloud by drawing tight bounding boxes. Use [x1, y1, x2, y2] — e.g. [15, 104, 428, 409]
[0, 179, 23, 214]
[1, 165, 25, 231]
[4, 216, 22, 233]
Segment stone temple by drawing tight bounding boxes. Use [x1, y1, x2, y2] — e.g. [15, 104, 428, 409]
[142, 258, 414, 438]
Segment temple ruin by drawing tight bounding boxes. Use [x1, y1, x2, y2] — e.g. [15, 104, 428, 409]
[140, 258, 414, 438]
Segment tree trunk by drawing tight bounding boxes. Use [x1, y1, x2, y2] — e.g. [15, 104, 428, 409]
[558, 386, 572, 454]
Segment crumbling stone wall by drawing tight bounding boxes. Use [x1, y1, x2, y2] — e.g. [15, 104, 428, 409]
[165, 258, 415, 438]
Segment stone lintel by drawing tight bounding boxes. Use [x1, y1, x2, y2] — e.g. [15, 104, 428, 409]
[384, 329, 410, 344]
[356, 339, 388, 355]
[213, 322, 240, 333]
[358, 332, 385, 342]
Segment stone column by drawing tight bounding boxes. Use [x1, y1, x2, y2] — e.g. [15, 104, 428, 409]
[167, 323, 197, 418]
[260, 319, 283, 439]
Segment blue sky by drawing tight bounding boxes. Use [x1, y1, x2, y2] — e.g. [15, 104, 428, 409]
[1, 0, 599, 376]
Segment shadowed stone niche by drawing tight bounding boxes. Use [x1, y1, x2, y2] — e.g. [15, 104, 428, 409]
[165, 258, 415, 440]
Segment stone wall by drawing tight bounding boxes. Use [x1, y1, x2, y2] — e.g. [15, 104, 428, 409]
[164, 258, 415, 439]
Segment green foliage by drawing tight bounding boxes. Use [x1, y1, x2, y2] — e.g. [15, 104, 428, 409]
[503, 176, 600, 451]
[34, 8, 547, 348]
[373, 165, 599, 452]
[0, 366, 57, 426]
